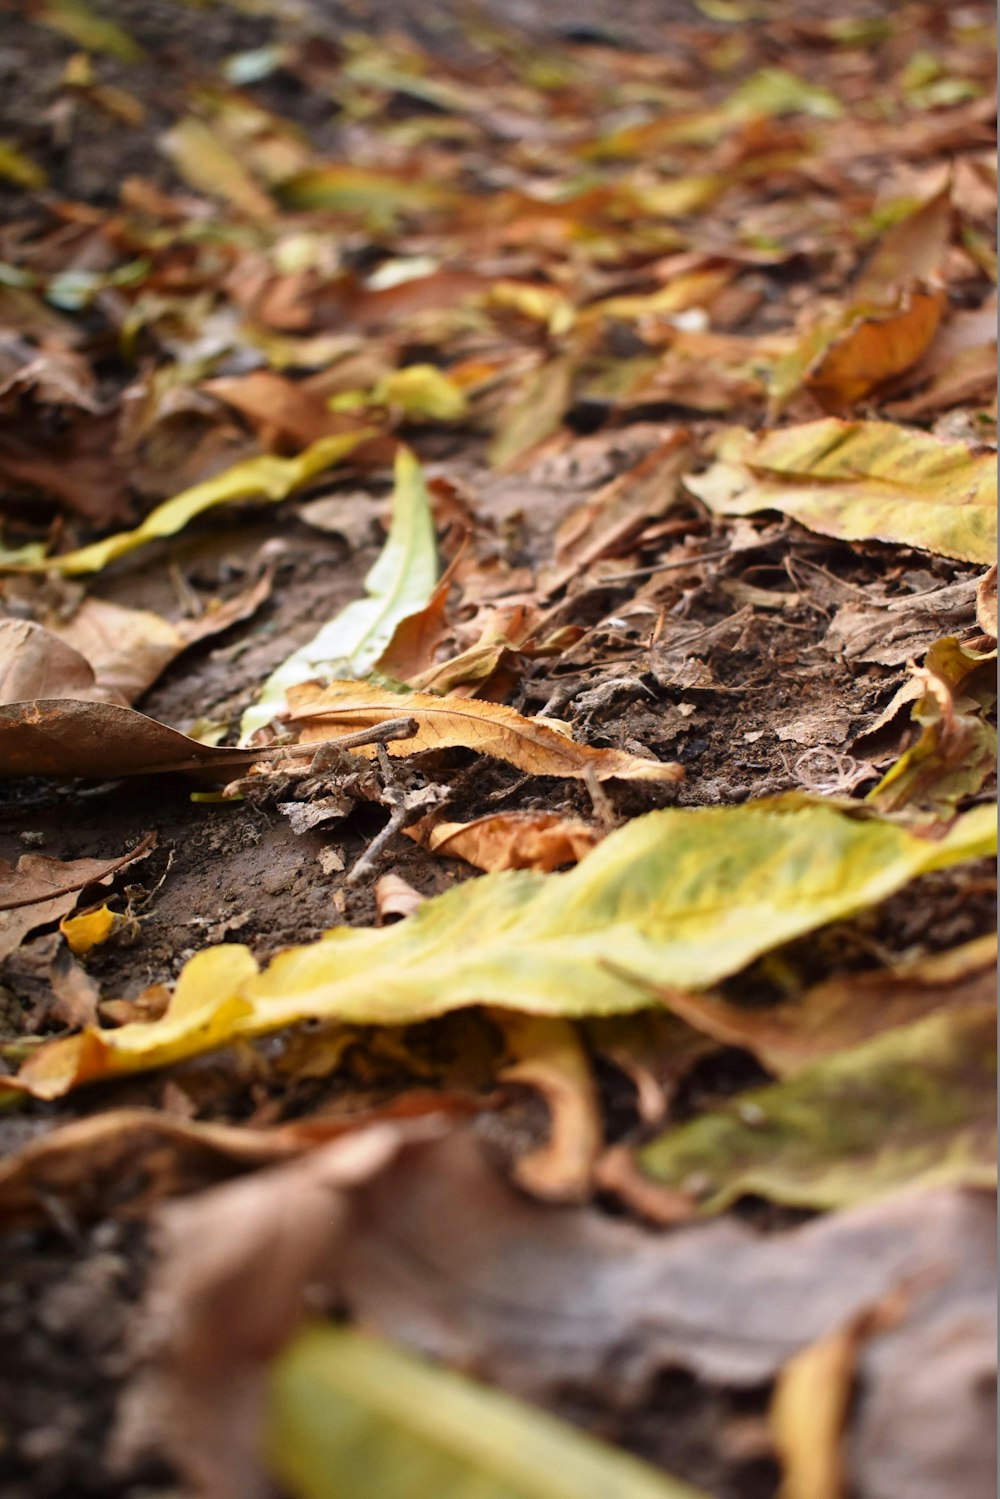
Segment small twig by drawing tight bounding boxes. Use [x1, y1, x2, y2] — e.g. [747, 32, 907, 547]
[599, 548, 730, 584]
[0, 830, 157, 913]
[144, 718, 418, 777]
[344, 744, 409, 888]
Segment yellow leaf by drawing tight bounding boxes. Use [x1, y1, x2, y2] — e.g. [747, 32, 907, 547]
[0, 431, 373, 576]
[59, 903, 116, 956]
[371, 365, 469, 421]
[7, 798, 993, 1098]
[686, 418, 997, 563]
[288, 680, 683, 783]
[163, 116, 275, 219]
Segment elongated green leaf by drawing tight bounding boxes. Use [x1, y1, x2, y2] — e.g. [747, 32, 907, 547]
[268, 1325, 707, 1499]
[0, 431, 372, 577]
[634, 1002, 997, 1214]
[9, 799, 994, 1098]
[686, 419, 997, 564]
[240, 447, 437, 740]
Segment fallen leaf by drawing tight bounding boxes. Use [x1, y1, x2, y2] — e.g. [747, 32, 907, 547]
[290, 681, 682, 782]
[648, 934, 997, 1076]
[268, 1325, 701, 1499]
[374, 872, 425, 923]
[802, 284, 946, 413]
[488, 356, 575, 470]
[631, 1001, 996, 1216]
[0, 699, 255, 778]
[496, 1013, 602, 1200]
[976, 563, 997, 637]
[686, 419, 997, 564]
[163, 116, 275, 220]
[0, 430, 372, 576]
[8, 799, 993, 1096]
[59, 902, 116, 955]
[205, 371, 350, 448]
[410, 811, 599, 871]
[371, 364, 469, 422]
[240, 447, 438, 740]
[0, 619, 116, 705]
[543, 431, 692, 594]
[866, 636, 996, 819]
[0, 835, 153, 962]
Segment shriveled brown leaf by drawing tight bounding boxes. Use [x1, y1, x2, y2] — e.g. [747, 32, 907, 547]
[0, 699, 256, 778]
[410, 810, 600, 872]
[204, 371, 349, 451]
[976, 563, 997, 639]
[374, 873, 425, 924]
[804, 284, 946, 413]
[289, 680, 682, 782]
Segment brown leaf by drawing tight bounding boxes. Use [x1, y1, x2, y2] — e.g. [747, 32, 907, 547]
[641, 934, 997, 1077]
[804, 284, 946, 413]
[374, 873, 425, 924]
[0, 619, 117, 706]
[976, 563, 997, 639]
[544, 431, 692, 594]
[0, 699, 253, 778]
[410, 810, 599, 871]
[0, 834, 154, 962]
[289, 681, 683, 783]
[204, 371, 349, 451]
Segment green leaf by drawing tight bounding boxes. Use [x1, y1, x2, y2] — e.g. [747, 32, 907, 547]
[634, 1001, 997, 1214]
[267, 1325, 708, 1499]
[686, 418, 997, 564]
[239, 447, 437, 740]
[725, 67, 843, 119]
[0, 431, 372, 577]
[10, 799, 995, 1098]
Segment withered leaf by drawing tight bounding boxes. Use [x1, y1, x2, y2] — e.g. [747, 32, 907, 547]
[289, 680, 682, 783]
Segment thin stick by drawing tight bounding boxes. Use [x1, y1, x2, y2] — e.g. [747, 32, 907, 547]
[141, 718, 419, 777]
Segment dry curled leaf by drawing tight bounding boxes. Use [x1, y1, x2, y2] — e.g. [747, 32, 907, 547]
[289, 680, 682, 783]
[410, 810, 600, 872]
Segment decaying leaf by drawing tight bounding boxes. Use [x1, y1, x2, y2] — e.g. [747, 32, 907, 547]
[976, 563, 997, 638]
[866, 636, 996, 819]
[409, 811, 600, 872]
[6, 799, 993, 1097]
[631, 1001, 996, 1216]
[0, 699, 255, 778]
[686, 419, 997, 564]
[290, 680, 682, 782]
[649, 934, 997, 1076]
[240, 447, 438, 740]
[496, 1013, 602, 1200]
[0, 431, 372, 576]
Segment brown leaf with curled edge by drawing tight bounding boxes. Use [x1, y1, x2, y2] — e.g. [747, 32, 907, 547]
[0, 620, 116, 706]
[0, 572, 274, 712]
[0, 833, 154, 961]
[288, 680, 682, 783]
[543, 430, 691, 595]
[642, 934, 997, 1078]
[410, 810, 600, 872]
[0, 699, 253, 778]
[804, 284, 946, 413]
[976, 564, 997, 639]
[495, 1013, 602, 1202]
[203, 371, 349, 451]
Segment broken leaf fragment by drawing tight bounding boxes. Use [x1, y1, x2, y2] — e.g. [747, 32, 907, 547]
[240, 447, 438, 740]
[267, 1325, 706, 1499]
[686, 419, 997, 564]
[59, 903, 116, 955]
[7, 799, 994, 1097]
[632, 1001, 996, 1216]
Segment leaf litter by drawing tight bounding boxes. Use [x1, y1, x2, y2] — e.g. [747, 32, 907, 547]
[0, 2, 995, 1497]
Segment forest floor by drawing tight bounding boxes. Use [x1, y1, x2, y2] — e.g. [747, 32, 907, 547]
[0, 2, 995, 1497]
